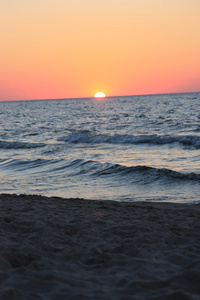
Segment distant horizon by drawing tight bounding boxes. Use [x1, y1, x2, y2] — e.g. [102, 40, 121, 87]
[0, 90, 199, 103]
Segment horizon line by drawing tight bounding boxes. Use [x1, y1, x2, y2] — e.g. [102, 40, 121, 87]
[0, 90, 199, 102]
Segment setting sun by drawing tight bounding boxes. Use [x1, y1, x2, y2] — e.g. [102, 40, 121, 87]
[94, 92, 106, 98]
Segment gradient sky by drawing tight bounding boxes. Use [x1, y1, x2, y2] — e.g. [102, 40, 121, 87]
[1, 0, 200, 100]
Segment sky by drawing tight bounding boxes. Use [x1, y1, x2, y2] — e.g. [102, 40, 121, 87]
[0, 0, 200, 100]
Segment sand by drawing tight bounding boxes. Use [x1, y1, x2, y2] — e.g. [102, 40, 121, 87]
[0, 194, 200, 300]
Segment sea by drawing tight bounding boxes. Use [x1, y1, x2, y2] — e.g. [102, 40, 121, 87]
[0, 92, 199, 203]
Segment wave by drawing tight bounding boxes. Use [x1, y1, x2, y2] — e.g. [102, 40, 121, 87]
[58, 132, 200, 149]
[0, 157, 90, 174]
[0, 158, 59, 172]
[93, 163, 200, 182]
[1, 156, 199, 184]
[0, 140, 45, 150]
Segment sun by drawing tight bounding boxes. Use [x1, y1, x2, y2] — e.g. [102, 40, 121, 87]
[94, 92, 106, 98]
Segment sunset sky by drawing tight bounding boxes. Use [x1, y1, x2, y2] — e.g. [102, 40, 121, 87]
[1, 0, 200, 101]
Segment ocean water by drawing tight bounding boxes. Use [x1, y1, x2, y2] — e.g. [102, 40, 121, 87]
[0, 92, 199, 203]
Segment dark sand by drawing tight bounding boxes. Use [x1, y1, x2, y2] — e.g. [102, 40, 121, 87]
[0, 194, 200, 299]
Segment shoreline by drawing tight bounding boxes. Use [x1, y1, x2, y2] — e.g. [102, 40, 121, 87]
[1, 193, 200, 215]
[1, 192, 200, 208]
[1, 193, 200, 299]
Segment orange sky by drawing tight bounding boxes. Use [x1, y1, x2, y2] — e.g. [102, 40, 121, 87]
[0, 0, 200, 100]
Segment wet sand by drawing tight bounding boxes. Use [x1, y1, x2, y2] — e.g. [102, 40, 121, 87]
[0, 194, 200, 299]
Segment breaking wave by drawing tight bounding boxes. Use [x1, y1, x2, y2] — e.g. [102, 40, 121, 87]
[1, 157, 199, 183]
[58, 132, 200, 149]
[93, 163, 200, 182]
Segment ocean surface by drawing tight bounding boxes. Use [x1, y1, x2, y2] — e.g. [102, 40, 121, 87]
[0, 92, 199, 203]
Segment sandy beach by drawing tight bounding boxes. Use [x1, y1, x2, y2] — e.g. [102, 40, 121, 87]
[0, 194, 200, 299]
